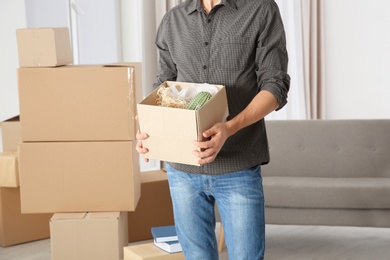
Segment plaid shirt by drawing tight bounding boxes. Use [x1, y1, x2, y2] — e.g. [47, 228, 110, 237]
[154, 0, 290, 175]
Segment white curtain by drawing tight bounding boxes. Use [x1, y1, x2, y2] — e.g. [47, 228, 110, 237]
[266, 0, 307, 120]
[301, 0, 326, 119]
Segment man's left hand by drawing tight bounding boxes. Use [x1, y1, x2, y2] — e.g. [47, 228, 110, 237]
[192, 122, 231, 165]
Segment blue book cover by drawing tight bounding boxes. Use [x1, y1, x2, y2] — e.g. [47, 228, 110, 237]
[154, 239, 182, 253]
[151, 225, 178, 243]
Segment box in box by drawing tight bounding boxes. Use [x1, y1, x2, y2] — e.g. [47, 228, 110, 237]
[18, 141, 140, 213]
[124, 242, 185, 260]
[128, 170, 174, 242]
[0, 188, 52, 247]
[50, 212, 128, 260]
[16, 27, 73, 68]
[18, 63, 142, 142]
[1, 116, 21, 152]
[137, 81, 229, 166]
[0, 152, 19, 188]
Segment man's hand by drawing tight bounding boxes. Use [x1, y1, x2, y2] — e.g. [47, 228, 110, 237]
[136, 130, 150, 162]
[135, 114, 150, 163]
[191, 90, 279, 165]
[192, 122, 232, 165]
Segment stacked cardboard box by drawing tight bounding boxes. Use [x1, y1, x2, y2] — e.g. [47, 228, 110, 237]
[1, 116, 21, 153]
[127, 170, 174, 243]
[16, 27, 73, 68]
[0, 117, 52, 247]
[50, 212, 128, 260]
[16, 27, 142, 259]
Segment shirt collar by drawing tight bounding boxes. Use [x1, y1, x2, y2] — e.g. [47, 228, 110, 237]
[185, 0, 237, 15]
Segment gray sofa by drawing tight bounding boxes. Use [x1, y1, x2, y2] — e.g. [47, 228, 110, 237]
[262, 119, 390, 228]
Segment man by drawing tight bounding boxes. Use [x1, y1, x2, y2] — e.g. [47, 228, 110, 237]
[136, 0, 290, 259]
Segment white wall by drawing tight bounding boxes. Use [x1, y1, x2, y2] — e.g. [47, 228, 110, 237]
[25, 0, 121, 65]
[324, 0, 390, 119]
[25, 0, 69, 28]
[120, 0, 142, 63]
[72, 0, 122, 64]
[0, 2, 26, 122]
[120, 0, 159, 97]
[0, 1, 26, 151]
[141, 1, 159, 98]
[269, 0, 306, 120]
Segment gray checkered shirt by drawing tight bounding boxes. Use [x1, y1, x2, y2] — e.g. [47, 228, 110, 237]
[154, 0, 290, 175]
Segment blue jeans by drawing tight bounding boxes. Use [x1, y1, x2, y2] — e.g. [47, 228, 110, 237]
[166, 164, 265, 260]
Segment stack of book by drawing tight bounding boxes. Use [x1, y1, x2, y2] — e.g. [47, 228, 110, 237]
[151, 225, 182, 253]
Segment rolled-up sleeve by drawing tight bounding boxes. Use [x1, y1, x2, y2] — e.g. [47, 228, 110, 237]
[256, 1, 290, 110]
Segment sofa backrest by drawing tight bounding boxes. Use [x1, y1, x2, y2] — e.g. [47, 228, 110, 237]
[262, 120, 390, 178]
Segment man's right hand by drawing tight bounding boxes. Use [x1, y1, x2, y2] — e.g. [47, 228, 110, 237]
[136, 130, 149, 162]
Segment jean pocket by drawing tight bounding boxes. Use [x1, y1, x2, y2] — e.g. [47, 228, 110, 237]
[217, 36, 251, 70]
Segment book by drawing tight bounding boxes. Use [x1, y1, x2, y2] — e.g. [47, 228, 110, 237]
[154, 239, 182, 253]
[151, 225, 178, 243]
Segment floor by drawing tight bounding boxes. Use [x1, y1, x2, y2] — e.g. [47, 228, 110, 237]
[1, 224, 390, 260]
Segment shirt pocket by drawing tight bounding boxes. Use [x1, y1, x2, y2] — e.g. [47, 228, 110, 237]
[217, 36, 251, 70]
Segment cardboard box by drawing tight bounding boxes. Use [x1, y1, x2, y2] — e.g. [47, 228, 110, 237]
[137, 81, 228, 166]
[1, 116, 21, 152]
[124, 243, 185, 260]
[18, 141, 140, 213]
[16, 27, 73, 67]
[18, 63, 142, 142]
[0, 188, 52, 247]
[0, 152, 19, 188]
[50, 212, 128, 260]
[128, 170, 174, 242]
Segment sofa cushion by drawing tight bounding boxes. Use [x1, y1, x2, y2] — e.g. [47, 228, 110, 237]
[264, 177, 390, 209]
[263, 120, 390, 178]
[265, 207, 390, 227]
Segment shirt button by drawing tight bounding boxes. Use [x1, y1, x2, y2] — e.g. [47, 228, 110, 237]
[207, 18, 212, 23]
[204, 42, 209, 46]
[203, 65, 207, 70]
